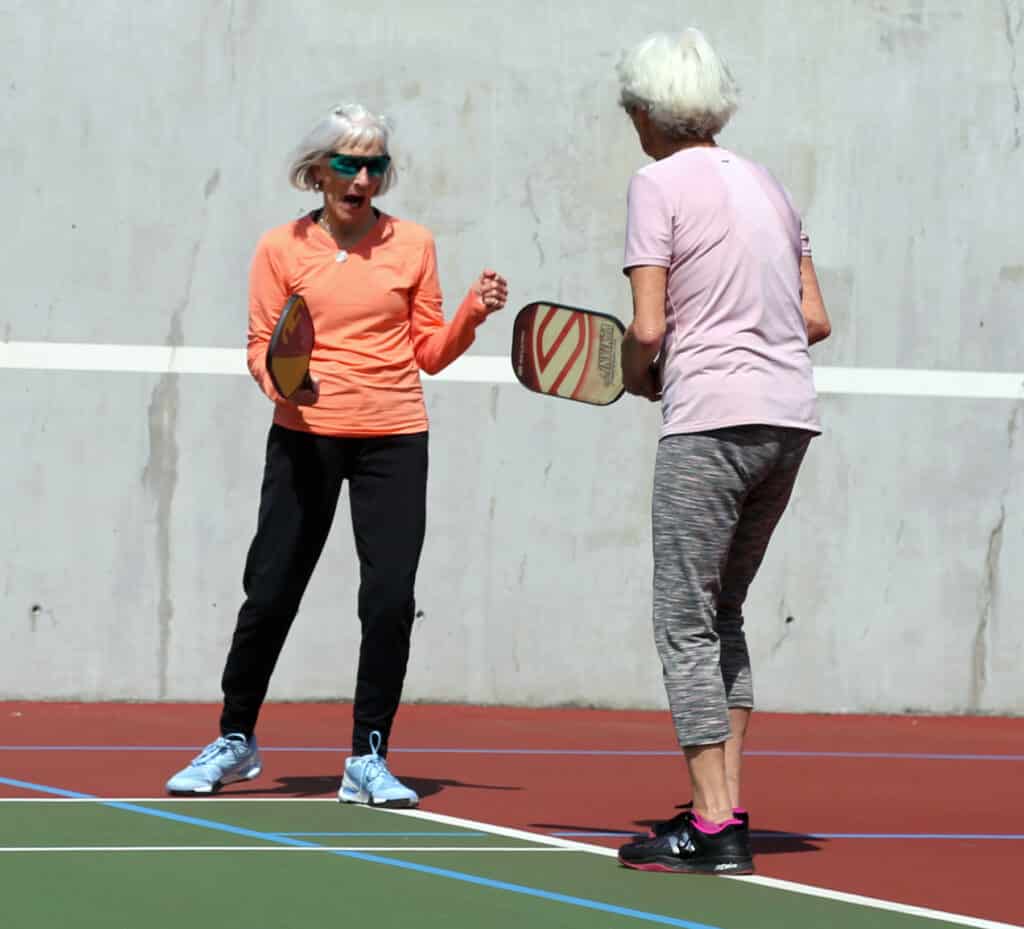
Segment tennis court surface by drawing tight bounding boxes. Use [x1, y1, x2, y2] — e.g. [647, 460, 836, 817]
[2, 702, 1021, 928]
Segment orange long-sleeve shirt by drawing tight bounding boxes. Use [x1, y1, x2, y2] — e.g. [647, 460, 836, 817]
[247, 211, 490, 436]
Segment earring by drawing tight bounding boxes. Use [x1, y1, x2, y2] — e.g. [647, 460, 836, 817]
[314, 182, 322, 192]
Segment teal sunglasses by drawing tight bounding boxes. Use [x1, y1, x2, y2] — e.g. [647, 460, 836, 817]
[328, 153, 391, 177]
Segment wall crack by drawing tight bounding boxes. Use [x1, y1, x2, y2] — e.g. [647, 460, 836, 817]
[1003, 0, 1023, 149]
[141, 235, 201, 698]
[968, 504, 1006, 710]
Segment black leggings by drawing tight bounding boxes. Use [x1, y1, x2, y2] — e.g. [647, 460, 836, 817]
[219, 424, 428, 757]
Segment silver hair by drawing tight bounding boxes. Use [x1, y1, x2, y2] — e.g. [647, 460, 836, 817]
[287, 102, 397, 194]
[617, 29, 739, 140]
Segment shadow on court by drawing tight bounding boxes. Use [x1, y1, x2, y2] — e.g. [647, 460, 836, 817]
[221, 773, 522, 800]
[748, 830, 826, 855]
[528, 820, 824, 856]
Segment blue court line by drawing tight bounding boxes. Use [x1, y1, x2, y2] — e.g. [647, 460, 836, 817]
[745, 750, 1024, 762]
[553, 831, 639, 837]
[778, 833, 1024, 841]
[0, 777, 721, 929]
[2, 746, 1021, 761]
[278, 831, 488, 837]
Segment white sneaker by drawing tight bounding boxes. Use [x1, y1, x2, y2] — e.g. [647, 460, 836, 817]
[165, 733, 262, 795]
[338, 731, 418, 808]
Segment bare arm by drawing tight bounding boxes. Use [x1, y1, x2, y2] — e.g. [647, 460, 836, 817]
[801, 255, 831, 345]
[622, 266, 667, 401]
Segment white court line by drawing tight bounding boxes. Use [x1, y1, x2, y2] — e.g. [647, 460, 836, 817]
[1, 342, 1022, 399]
[0, 797, 1015, 927]
[0, 845, 572, 853]
[388, 808, 1021, 929]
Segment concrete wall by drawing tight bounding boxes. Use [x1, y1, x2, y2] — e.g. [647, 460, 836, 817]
[2, 0, 1021, 714]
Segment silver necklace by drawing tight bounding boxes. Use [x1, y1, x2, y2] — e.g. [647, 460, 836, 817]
[317, 210, 348, 263]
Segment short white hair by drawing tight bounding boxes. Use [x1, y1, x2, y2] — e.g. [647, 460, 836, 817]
[617, 29, 739, 140]
[288, 102, 397, 194]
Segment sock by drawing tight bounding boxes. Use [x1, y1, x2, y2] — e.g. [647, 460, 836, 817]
[691, 810, 744, 835]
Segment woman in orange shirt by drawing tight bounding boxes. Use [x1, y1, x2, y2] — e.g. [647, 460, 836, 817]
[166, 102, 508, 806]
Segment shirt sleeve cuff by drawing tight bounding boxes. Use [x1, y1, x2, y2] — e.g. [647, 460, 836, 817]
[623, 257, 671, 275]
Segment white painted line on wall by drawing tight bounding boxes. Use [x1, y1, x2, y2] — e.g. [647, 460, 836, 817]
[1, 341, 1022, 399]
[813, 366, 1024, 400]
[0, 342, 247, 376]
[422, 353, 518, 384]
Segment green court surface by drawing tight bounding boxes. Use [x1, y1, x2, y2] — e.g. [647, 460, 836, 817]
[0, 800, 994, 929]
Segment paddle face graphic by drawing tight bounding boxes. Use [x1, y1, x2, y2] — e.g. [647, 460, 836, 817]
[266, 294, 315, 399]
[511, 302, 625, 406]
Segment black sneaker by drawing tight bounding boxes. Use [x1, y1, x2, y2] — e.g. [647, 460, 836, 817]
[619, 812, 754, 875]
[651, 806, 750, 837]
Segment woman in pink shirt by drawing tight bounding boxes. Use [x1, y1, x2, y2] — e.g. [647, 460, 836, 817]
[614, 29, 831, 875]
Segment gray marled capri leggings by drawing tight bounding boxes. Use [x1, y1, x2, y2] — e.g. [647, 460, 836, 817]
[653, 425, 813, 748]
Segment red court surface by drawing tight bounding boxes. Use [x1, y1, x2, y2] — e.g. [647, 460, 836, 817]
[1, 702, 1021, 926]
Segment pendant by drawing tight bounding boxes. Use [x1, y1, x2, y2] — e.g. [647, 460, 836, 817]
[336, 250, 348, 263]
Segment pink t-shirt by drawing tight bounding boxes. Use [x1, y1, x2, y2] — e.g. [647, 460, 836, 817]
[623, 147, 820, 438]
